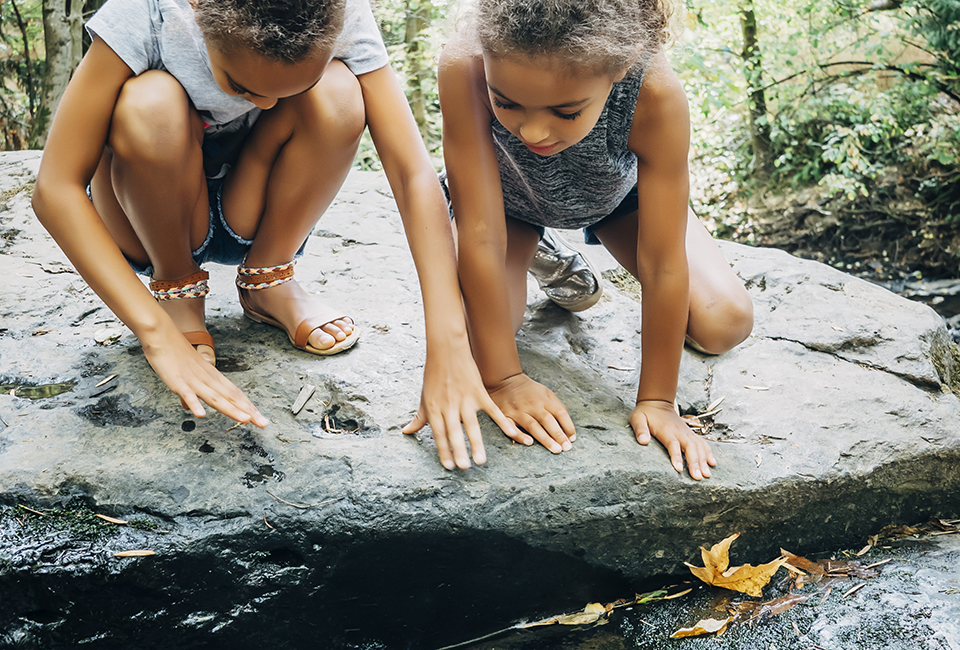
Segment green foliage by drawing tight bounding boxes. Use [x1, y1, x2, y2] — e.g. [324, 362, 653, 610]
[681, 0, 960, 268]
[2, 501, 121, 542]
[905, 0, 960, 97]
[355, 0, 451, 170]
[0, 0, 44, 149]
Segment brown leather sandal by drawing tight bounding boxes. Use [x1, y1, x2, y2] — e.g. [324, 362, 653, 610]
[149, 270, 215, 363]
[236, 260, 360, 356]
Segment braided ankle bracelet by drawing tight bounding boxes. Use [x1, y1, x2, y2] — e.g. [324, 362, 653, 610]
[236, 260, 295, 291]
[149, 270, 210, 301]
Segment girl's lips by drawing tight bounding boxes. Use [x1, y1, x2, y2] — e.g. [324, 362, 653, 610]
[524, 141, 558, 155]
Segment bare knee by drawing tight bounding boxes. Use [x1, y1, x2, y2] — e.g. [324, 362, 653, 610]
[688, 289, 754, 355]
[294, 60, 365, 146]
[109, 71, 202, 165]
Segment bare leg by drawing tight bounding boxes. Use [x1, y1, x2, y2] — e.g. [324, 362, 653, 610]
[504, 217, 542, 333]
[591, 207, 753, 354]
[222, 60, 365, 351]
[90, 70, 213, 362]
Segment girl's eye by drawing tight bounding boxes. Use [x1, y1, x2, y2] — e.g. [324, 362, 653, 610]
[554, 110, 582, 121]
[492, 97, 517, 110]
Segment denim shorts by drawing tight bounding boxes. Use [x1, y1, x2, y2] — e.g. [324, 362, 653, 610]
[123, 176, 254, 277]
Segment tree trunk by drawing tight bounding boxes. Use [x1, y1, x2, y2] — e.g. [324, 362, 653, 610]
[740, 0, 772, 177]
[404, 0, 430, 140]
[35, 0, 84, 148]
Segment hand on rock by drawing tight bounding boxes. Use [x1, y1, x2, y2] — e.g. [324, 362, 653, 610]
[403, 342, 523, 470]
[487, 373, 575, 454]
[631, 400, 715, 480]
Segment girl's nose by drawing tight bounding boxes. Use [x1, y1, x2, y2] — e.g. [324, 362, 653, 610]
[249, 95, 278, 110]
[519, 118, 549, 145]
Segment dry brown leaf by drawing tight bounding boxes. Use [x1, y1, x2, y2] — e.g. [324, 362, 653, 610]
[112, 550, 155, 557]
[670, 617, 731, 638]
[686, 533, 787, 597]
[555, 602, 605, 626]
[522, 602, 607, 628]
[780, 549, 828, 576]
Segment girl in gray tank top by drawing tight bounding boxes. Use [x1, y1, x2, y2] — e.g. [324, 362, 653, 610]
[439, 0, 755, 479]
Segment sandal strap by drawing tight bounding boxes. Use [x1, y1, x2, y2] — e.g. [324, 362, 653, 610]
[149, 270, 210, 301]
[236, 260, 295, 291]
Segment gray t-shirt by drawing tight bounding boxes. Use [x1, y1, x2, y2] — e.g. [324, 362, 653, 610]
[86, 0, 389, 132]
[493, 73, 644, 230]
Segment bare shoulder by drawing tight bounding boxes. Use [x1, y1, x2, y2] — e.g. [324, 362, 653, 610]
[628, 51, 690, 164]
[438, 37, 490, 114]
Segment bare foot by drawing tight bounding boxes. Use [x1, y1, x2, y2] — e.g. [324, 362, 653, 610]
[239, 279, 354, 351]
[161, 297, 215, 365]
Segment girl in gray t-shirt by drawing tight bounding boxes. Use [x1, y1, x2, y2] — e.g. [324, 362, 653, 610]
[33, 0, 517, 468]
[439, 0, 755, 478]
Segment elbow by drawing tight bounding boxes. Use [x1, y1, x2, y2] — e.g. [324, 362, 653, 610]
[31, 174, 53, 227]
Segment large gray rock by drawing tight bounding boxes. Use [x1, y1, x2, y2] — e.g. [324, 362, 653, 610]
[1, 150, 958, 649]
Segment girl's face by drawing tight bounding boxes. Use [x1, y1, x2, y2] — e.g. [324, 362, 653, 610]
[207, 45, 330, 110]
[482, 53, 626, 156]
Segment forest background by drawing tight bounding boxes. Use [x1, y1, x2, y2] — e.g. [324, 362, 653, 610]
[1, 0, 958, 280]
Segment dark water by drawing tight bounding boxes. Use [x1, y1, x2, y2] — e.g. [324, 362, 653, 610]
[454, 538, 955, 650]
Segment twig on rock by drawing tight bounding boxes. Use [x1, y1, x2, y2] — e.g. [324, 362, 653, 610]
[265, 490, 344, 510]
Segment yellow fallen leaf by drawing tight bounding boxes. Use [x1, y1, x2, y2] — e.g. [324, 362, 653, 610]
[670, 616, 732, 638]
[555, 602, 605, 625]
[685, 533, 787, 597]
[112, 550, 155, 557]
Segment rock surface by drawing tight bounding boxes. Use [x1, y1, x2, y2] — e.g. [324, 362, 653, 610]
[1, 149, 959, 649]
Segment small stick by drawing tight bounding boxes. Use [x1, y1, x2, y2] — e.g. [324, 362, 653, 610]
[705, 395, 726, 412]
[864, 558, 892, 569]
[263, 513, 274, 530]
[291, 384, 316, 415]
[0, 416, 8, 427]
[225, 421, 243, 432]
[842, 583, 866, 598]
[95, 514, 128, 525]
[265, 490, 344, 510]
[94, 374, 118, 388]
[17, 504, 47, 516]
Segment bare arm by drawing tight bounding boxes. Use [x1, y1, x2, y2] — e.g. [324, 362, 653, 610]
[32, 37, 266, 426]
[627, 52, 715, 478]
[358, 63, 521, 468]
[437, 47, 574, 453]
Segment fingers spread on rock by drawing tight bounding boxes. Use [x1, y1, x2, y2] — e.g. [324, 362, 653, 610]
[551, 405, 577, 442]
[180, 391, 206, 419]
[403, 409, 427, 434]
[665, 438, 684, 474]
[521, 417, 562, 454]
[462, 410, 487, 465]
[444, 414, 472, 470]
[632, 415, 651, 445]
[542, 416, 571, 451]
[484, 398, 530, 445]
[431, 418, 456, 470]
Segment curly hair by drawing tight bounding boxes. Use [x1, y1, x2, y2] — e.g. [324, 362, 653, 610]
[194, 0, 347, 63]
[471, 0, 680, 76]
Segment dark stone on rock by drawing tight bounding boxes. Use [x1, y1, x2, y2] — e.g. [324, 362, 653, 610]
[1, 150, 959, 648]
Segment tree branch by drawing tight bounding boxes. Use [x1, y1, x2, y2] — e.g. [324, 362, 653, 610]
[8, 0, 36, 117]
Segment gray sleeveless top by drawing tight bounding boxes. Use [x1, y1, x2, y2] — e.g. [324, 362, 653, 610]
[493, 73, 643, 230]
